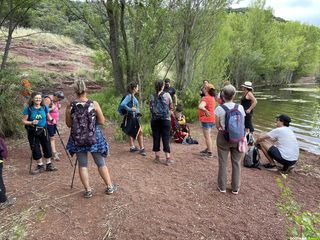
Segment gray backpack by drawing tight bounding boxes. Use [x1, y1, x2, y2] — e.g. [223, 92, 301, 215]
[243, 146, 261, 169]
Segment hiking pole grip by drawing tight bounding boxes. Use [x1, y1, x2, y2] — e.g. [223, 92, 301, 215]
[55, 126, 73, 167]
[70, 157, 78, 189]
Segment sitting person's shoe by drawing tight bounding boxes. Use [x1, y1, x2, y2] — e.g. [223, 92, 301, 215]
[129, 146, 139, 152]
[84, 189, 93, 198]
[263, 163, 276, 169]
[139, 148, 146, 156]
[46, 162, 58, 171]
[0, 197, 17, 210]
[32, 164, 45, 175]
[280, 165, 295, 174]
[105, 184, 118, 195]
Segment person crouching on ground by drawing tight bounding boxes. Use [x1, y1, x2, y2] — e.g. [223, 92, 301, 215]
[22, 92, 58, 174]
[44, 91, 65, 161]
[214, 84, 245, 194]
[65, 80, 117, 198]
[255, 114, 299, 172]
[0, 135, 16, 210]
[198, 83, 216, 158]
[120, 82, 146, 156]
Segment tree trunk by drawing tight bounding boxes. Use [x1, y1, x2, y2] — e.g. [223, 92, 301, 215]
[106, 0, 125, 94]
[0, 6, 14, 70]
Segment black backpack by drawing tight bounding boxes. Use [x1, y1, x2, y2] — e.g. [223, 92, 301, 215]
[71, 100, 97, 147]
[150, 92, 170, 120]
[243, 146, 261, 169]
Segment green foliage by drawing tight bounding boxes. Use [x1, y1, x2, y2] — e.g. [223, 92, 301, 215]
[276, 175, 320, 239]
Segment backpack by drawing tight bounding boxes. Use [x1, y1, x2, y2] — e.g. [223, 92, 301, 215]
[150, 92, 170, 120]
[71, 100, 97, 147]
[243, 146, 261, 169]
[117, 95, 132, 116]
[221, 104, 245, 142]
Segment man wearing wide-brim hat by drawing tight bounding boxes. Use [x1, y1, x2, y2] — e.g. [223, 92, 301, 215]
[255, 114, 299, 173]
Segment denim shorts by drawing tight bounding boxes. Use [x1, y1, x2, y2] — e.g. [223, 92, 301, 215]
[268, 146, 296, 167]
[201, 122, 215, 129]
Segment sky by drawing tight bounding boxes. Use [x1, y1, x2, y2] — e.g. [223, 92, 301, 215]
[231, 0, 320, 26]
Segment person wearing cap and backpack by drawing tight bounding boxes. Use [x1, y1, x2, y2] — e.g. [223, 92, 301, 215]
[255, 114, 299, 173]
[66, 80, 116, 198]
[44, 91, 65, 161]
[240, 81, 257, 144]
[214, 84, 246, 195]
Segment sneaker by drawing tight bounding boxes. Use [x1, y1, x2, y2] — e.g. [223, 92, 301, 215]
[0, 197, 16, 210]
[31, 164, 45, 175]
[200, 148, 208, 155]
[217, 187, 226, 193]
[105, 184, 118, 195]
[165, 158, 174, 166]
[84, 189, 93, 198]
[129, 146, 139, 152]
[280, 165, 295, 174]
[232, 189, 239, 195]
[46, 163, 58, 171]
[206, 152, 213, 158]
[52, 152, 60, 161]
[263, 163, 276, 169]
[139, 148, 146, 156]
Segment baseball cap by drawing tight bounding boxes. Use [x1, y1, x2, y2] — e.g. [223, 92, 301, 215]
[276, 114, 291, 125]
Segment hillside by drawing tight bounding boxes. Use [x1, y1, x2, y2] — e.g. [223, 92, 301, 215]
[1, 29, 320, 240]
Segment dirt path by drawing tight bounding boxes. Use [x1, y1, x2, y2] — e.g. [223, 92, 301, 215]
[2, 84, 320, 240]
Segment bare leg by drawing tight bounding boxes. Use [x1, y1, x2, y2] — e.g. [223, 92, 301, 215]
[79, 167, 91, 191]
[202, 128, 213, 153]
[128, 136, 134, 147]
[98, 166, 112, 188]
[154, 151, 161, 159]
[137, 131, 144, 149]
[50, 137, 57, 153]
[259, 141, 276, 165]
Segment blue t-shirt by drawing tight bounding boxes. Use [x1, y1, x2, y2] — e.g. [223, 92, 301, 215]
[23, 105, 49, 127]
[120, 94, 140, 114]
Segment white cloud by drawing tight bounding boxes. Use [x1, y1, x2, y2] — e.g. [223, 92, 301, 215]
[231, 0, 320, 26]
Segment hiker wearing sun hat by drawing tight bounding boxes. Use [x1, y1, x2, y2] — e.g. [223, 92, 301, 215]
[255, 114, 299, 173]
[240, 81, 257, 143]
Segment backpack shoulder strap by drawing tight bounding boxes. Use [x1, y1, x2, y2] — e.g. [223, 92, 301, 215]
[221, 104, 229, 112]
[234, 104, 239, 109]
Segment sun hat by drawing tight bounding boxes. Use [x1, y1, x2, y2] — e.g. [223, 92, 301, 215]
[207, 83, 215, 90]
[241, 81, 253, 90]
[276, 114, 291, 126]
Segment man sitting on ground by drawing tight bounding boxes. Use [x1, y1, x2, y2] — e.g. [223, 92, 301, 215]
[255, 114, 299, 172]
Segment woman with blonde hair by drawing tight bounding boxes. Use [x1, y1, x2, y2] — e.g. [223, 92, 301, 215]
[66, 80, 116, 198]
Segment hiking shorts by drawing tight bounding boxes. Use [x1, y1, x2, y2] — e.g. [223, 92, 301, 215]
[201, 122, 215, 129]
[76, 152, 106, 168]
[268, 146, 296, 167]
[47, 125, 57, 137]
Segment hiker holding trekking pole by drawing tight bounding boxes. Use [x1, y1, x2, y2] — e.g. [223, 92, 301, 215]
[22, 92, 58, 175]
[44, 91, 65, 161]
[65, 80, 116, 198]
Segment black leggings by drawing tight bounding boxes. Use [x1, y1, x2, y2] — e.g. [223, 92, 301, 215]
[151, 119, 171, 153]
[0, 162, 7, 203]
[27, 127, 52, 160]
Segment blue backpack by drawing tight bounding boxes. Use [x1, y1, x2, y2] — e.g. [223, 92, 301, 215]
[150, 92, 170, 120]
[221, 104, 245, 142]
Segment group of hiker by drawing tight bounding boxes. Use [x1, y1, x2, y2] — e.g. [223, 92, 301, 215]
[0, 77, 300, 210]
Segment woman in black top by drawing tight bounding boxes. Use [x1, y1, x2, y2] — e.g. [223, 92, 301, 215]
[240, 81, 257, 135]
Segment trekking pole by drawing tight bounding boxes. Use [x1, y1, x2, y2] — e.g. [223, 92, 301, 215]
[70, 157, 78, 189]
[55, 126, 73, 167]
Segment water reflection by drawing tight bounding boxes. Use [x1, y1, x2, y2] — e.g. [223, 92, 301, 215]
[239, 85, 320, 155]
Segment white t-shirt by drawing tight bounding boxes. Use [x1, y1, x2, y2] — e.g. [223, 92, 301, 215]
[267, 127, 299, 161]
[214, 102, 246, 130]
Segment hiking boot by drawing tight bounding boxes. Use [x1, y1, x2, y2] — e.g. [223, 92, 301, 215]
[84, 189, 93, 198]
[139, 148, 146, 156]
[31, 164, 45, 175]
[46, 163, 58, 171]
[206, 152, 213, 158]
[0, 197, 16, 210]
[129, 146, 139, 152]
[105, 184, 118, 195]
[52, 152, 60, 161]
[200, 148, 208, 155]
[263, 163, 276, 169]
[280, 165, 295, 174]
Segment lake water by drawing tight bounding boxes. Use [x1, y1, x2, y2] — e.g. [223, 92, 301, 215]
[241, 84, 320, 155]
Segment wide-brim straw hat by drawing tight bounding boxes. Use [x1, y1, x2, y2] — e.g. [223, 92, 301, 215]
[241, 81, 253, 90]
